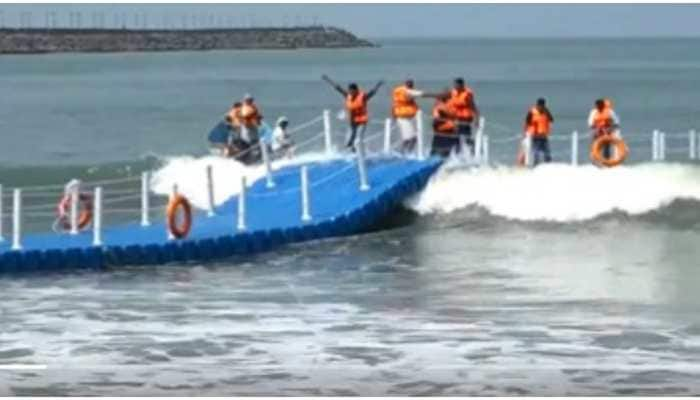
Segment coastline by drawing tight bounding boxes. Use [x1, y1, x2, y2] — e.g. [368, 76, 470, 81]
[0, 26, 375, 54]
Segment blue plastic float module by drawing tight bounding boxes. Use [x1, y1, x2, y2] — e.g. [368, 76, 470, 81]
[0, 156, 443, 273]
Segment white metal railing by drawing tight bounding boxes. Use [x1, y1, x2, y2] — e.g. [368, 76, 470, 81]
[206, 165, 216, 216]
[93, 187, 103, 246]
[12, 189, 21, 250]
[141, 171, 150, 226]
[237, 176, 247, 232]
[3, 108, 700, 253]
[300, 165, 311, 222]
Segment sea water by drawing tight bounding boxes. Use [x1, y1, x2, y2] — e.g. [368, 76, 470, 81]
[2, 38, 700, 395]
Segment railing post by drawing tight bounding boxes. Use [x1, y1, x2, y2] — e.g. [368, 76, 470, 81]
[416, 110, 425, 160]
[69, 184, 79, 235]
[93, 187, 103, 246]
[383, 118, 392, 155]
[11, 189, 21, 251]
[524, 136, 532, 167]
[482, 135, 490, 165]
[356, 137, 370, 192]
[167, 184, 177, 240]
[141, 171, 150, 226]
[323, 109, 332, 156]
[206, 165, 216, 216]
[237, 176, 246, 231]
[652, 129, 659, 161]
[477, 117, 486, 164]
[300, 166, 311, 222]
[690, 129, 696, 160]
[571, 131, 579, 166]
[660, 131, 666, 161]
[473, 120, 483, 165]
[459, 135, 469, 162]
[0, 184, 4, 242]
[260, 143, 275, 189]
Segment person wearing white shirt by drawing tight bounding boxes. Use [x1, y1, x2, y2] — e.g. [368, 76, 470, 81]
[392, 79, 426, 154]
[271, 116, 294, 159]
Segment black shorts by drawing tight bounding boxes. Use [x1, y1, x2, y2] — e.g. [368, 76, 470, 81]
[431, 134, 460, 157]
[456, 122, 472, 137]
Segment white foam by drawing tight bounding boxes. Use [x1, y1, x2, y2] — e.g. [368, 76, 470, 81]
[150, 151, 345, 209]
[407, 162, 700, 222]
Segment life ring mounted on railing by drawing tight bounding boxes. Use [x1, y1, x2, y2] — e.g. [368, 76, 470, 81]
[56, 192, 93, 232]
[590, 135, 629, 167]
[167, 194, 192, 239]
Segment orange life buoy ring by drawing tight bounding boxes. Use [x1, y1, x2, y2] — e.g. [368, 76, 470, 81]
[167, 194, 192, 239]
[590, 135, 628, 167]
[57, 193, 93, 231]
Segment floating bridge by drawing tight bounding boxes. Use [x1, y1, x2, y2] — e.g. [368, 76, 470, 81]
[0, 110, 443, 273]
[1, 109, 698, 274]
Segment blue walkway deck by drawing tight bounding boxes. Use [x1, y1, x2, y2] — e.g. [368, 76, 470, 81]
[0, 156, 443, 273]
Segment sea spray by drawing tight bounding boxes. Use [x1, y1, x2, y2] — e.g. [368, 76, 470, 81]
[150, 151, 346, 209]
[407, 162, 700, 222]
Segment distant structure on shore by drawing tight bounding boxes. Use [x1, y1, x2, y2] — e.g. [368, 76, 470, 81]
[0, 26, 374, 54]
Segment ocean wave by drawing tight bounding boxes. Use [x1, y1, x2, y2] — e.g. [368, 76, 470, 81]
[150, 151, 345, 209]
[407, 162, 700, 222]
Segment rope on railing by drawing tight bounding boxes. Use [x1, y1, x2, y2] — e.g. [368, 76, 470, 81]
[489, 134, 522, 144]
[102, 193, 143, 205]
[486, 120, 518, 134]
[247, 157, 359, 199]
[291, 130, 327, 151]
[24, 211, 62, 219]
[666, 147, 692, 155]
[287, 115, 324, 134]
[17, 174, 140, 193]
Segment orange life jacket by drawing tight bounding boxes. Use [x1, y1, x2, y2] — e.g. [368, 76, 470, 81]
[392, 85, 419, 119]
[346, 91, 369, 124]
[432, 101, 456, 134]
[527, 106, 551, 137]
[240, 103, 261, 128]
[449, 87, 475, 121]
[591, 107, 613, 130]
[226, 105, 242, 127]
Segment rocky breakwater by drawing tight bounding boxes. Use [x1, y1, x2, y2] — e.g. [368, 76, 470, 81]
[0, 26, 375, 54]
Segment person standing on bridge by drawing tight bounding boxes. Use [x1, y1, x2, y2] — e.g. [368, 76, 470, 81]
[524, 98, 554, 166]
[236, 94, 264, 163]
[392, 79, 429, 154]
[240, 94, 262, 145]
[322, 74, 384, 152]
[430, 92, 459, 158]
[588, 98, 620, 159]
[448, 77, 480, 155]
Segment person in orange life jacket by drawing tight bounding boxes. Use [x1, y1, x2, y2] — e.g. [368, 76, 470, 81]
[239, 93, 263, 145]
[430, 92, 460, 158]
[448, 77, 480, 154]
[221, 101, 244, 154]
[587, 98, 620, 159]
[524, 98, 554, 166]
[392, 79, 428, 154]
[322, 74, 384, 151]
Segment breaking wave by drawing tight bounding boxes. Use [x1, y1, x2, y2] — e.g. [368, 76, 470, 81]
[408, 162, 700, 222]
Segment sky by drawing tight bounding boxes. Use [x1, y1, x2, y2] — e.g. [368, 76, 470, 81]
[1, 4, 700, 39]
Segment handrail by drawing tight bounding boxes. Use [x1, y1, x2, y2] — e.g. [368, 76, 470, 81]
[5, 108, 700, 247]
[287, 115, 324, 134]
